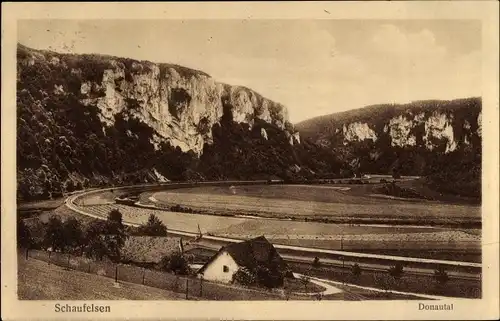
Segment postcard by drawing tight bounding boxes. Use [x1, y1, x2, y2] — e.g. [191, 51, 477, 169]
[2, 1, 499, 320]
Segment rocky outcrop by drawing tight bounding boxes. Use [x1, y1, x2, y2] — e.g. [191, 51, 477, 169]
[16, 44, 307, 201]
[19, 44, 298, 156]
[298, 98, 481, 155]
[342, 122, 378, 144]
[295, 98, 482, 199]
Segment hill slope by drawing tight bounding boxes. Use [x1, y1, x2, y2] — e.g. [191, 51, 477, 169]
[18, 255, 185, 300]
[17, 44, 342, 201]
[296, 98, 482, 200]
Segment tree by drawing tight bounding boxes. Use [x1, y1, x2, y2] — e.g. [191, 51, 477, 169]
[104, 209, 127, 261]
[159, 252, 190, 275]
[107, 209, 124, 228]
[138, 214, 167, 236]
[83, 220, 109, 260]
[17, 219, 33, 249]
[351, 263, 362, 280]
[43, 215, 66, 251]
[434, 265, 449, 285]
[62, 217, 84, 254]
[388, 263, 404, 280]
[312, 256, 321, 268]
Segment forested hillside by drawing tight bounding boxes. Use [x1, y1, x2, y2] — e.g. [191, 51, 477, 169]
[296, 98, 482, 199]
[17, 44, 481, 202]
[17, 44, 342, 201]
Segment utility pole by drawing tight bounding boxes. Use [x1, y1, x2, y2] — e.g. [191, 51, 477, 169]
[341, 234, 345, 285]
[341, 234, 345, 268]
[199, 276, 203, 298]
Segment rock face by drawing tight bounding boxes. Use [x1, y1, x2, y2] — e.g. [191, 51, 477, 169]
[297, 98, 481, 155]
[343, 122, 378, 144]
[19, 44, 298, 156]
[16, 44, 307, 201]
[296, 98, 482, 198]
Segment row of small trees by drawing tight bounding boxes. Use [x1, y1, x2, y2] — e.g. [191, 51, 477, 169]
[310, 258, 450, 286]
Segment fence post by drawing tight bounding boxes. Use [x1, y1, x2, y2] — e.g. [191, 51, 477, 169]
[115, 265, 118, 283]
[199, 277, 203, 298]
[88, 261, 91, 273]
[48, 251, 51, 265]
[142, 268, 145, 285]
[67, 253, 71, 268]
[25, 248, 29, 260]
[185, 278, 189, 300]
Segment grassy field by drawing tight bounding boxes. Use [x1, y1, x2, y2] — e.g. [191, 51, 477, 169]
[152, 185, 480, 225]
[17, 255, 186, 300]
[79, 204, 480, 256]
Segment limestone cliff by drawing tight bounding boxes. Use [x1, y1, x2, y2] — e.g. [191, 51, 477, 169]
[296, 98, 482, 198]
[297, 98, 481, 154]
[17, 43, 306, 200]
[18, 44, 298, 156]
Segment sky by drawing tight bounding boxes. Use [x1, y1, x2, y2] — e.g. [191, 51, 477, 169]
[18, 19, 482, 123]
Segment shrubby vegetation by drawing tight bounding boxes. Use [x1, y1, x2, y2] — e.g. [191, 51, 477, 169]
[297, 98, 482, 200]
[376, 181, 432, 200]
[135, 214, 167, 236]
[18, 209, 127, 262]
[159, 252, 190, 275]
[232, 263, 287, 289]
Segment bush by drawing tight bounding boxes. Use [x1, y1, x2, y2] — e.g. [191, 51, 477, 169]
[312, 256, 321, 268]
[159, 252, 190, 275]
[255, 265, 285, 289]
[233, 267, 257, 286]
[434, 265, 449, 285]
[388, 263, 404, 280]
[43, 215, 66, 251]
[137, 214, 167, 236]
[62, 217, 84, 253]
[351, 263, 362, 279]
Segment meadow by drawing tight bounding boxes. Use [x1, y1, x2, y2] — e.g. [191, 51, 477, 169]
[151, 184, 480, 225]
[69, 183, 481, 261]
[79, 203, 480, 257]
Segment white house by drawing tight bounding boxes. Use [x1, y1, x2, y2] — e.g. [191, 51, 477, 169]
[197, 236, 288, 284]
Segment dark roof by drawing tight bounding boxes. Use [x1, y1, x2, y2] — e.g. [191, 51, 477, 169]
[198, 236, 287, 274]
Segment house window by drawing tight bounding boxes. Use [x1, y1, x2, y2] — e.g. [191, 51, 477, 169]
[223, 265, 229, 273]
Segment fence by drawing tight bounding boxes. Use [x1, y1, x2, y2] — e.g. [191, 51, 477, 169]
[23, 249, 289, 300]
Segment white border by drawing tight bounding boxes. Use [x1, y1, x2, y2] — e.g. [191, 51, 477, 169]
[2, 2, 499, 320]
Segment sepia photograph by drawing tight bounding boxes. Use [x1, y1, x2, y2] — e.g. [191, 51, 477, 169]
[2, 2, 499, 320]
